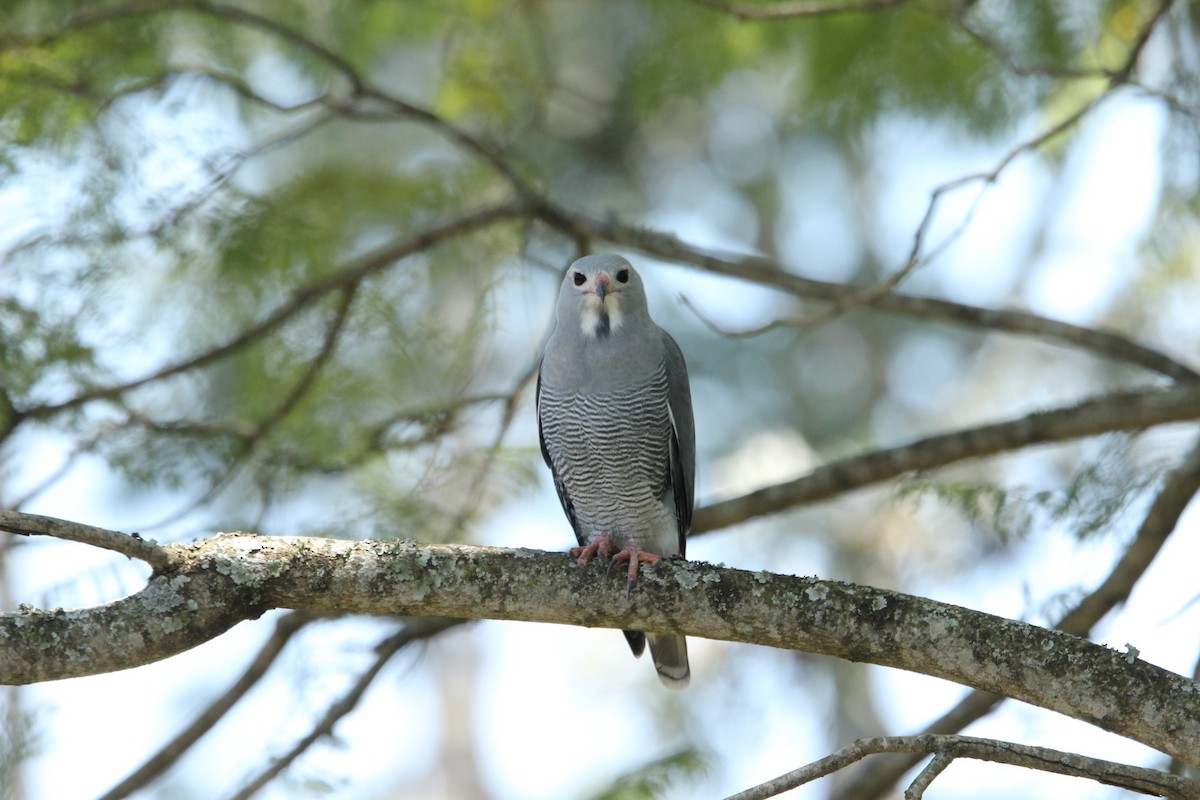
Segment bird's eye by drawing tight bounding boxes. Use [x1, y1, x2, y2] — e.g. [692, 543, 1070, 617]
[615, 269, 630, 283]
[572, 271, 586, 286]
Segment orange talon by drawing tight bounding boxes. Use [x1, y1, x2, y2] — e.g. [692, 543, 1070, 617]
[610, 545, 663, 596]
[570, 536, 614, 567]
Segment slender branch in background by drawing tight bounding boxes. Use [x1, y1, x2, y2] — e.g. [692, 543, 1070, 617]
[138, 285, 359, 532]
[5, 426, 110, 510]
[694, 385, 1200, 534]
[687, 0, 1171, 333]
[1107, 0, 1176, 87]
[950, 11, 1112, 79]
[443, 357, 545, 538]
[723, 735, 1200, 800]
[18, 202, 526, 422]
[831, 431, 1200, 800]
[687, 0, 911, 20]
[98, 612, 318, 800]
[903, 752, 953, 800]
[789, 84, 1100, 332]
[1, 107, 339, 264]
[225, 618, 461, 800]
[535, 202, 1200, 383]
[0, 1, 362, 91]
[1, 0, 535, 199]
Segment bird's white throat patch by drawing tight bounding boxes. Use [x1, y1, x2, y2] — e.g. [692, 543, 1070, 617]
[580, 294, 623, 337]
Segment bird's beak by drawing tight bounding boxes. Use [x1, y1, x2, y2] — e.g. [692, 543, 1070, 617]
[595, 274, 609, 301]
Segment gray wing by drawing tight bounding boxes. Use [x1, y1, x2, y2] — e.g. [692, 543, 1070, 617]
[663, 331, 695, 555]
[535, 365, 582, 543]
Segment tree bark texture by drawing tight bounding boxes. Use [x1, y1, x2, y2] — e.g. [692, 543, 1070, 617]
[2, 531, 1197, 767]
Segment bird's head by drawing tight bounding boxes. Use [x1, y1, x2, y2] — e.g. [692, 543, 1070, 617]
[557, 254, 649, 338]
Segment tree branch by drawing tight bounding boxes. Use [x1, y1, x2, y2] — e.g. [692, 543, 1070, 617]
[19, 201, 525, 420]
[533, 202, 1200, 383]
[831, 431, 1200, 800]
[725, 734, 1200, 800]
[0, 511, 170, 572]
[2, 515, 1198, 767]
[687, 0, 910, 19]
[98, 611, 316, 800]
[226, 617, 458, 800]
[694, 385, 1200, 533]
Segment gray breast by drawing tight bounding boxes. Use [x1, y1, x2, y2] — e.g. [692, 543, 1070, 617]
[539, 365, 678, 550]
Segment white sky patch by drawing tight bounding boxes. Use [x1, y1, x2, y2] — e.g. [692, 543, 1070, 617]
[775, 142, 865, 282]
[633, 254, 784, 334]
[642, 160, 761, 252]
[708, 428, 819, 501]
[1026, 95, 1167, 322]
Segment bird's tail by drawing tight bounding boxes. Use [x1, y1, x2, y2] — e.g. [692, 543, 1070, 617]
[647, 633, 690, 689]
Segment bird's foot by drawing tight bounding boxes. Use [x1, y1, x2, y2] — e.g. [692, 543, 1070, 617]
[610, 545, 663, 598]
[570, 537, 615, 570]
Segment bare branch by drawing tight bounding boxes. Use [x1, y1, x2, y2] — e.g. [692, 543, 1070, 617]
[226, 618, 459, 800]
[687, 0, 910, 20]
[726, 735, 1200, 800]
[141, 285, 359, 531]
[0, 510, 170, 572]
[19, 201, 526, 421]
[98, 611, 317, 800]
[694, 385, 1200, 534]
[832, 431, 1200, 800]
[1059, 433, 1200, 631]
[3, 516, 1200, 766]
[903, 752, 951, 800]
[534, 202, 1200, 383]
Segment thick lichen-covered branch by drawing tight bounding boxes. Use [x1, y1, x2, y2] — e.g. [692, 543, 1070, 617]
[829, 432, 1200, 800]
[1, 523, 1197, 767]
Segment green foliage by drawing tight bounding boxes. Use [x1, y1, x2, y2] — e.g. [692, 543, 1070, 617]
[434, 6, 542, 127]
[899, 478, 1040, 544]
[582, 747, 707, 800]
[899, 437, 1170, 544]
[796, 8, 1018, 135]
[0, 5, 170, 147]
[0, 297, 98, 405]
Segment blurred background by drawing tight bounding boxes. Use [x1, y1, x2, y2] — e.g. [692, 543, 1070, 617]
[2, 1, 1200, 798]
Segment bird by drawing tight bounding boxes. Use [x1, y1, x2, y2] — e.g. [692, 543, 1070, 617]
[536, 253, 695, 688]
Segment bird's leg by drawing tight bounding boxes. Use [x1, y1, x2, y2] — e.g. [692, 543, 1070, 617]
[570, 536, 615, 570]
[610, 545, 663, 598]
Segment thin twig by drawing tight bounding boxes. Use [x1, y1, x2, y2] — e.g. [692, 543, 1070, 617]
[831, 430, 1200, 800]
[0, 510, 171, 572]
[98, 612, 318, 800]
[903, 752, 952, 800]
[693, 385, 1200, 534]
[19, 202, 526, 422]
[224, 618, 461, 800]
[534, 201, 1200, 383]
[688, 0, 910, 20]
[727, 734, 1200, 800]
